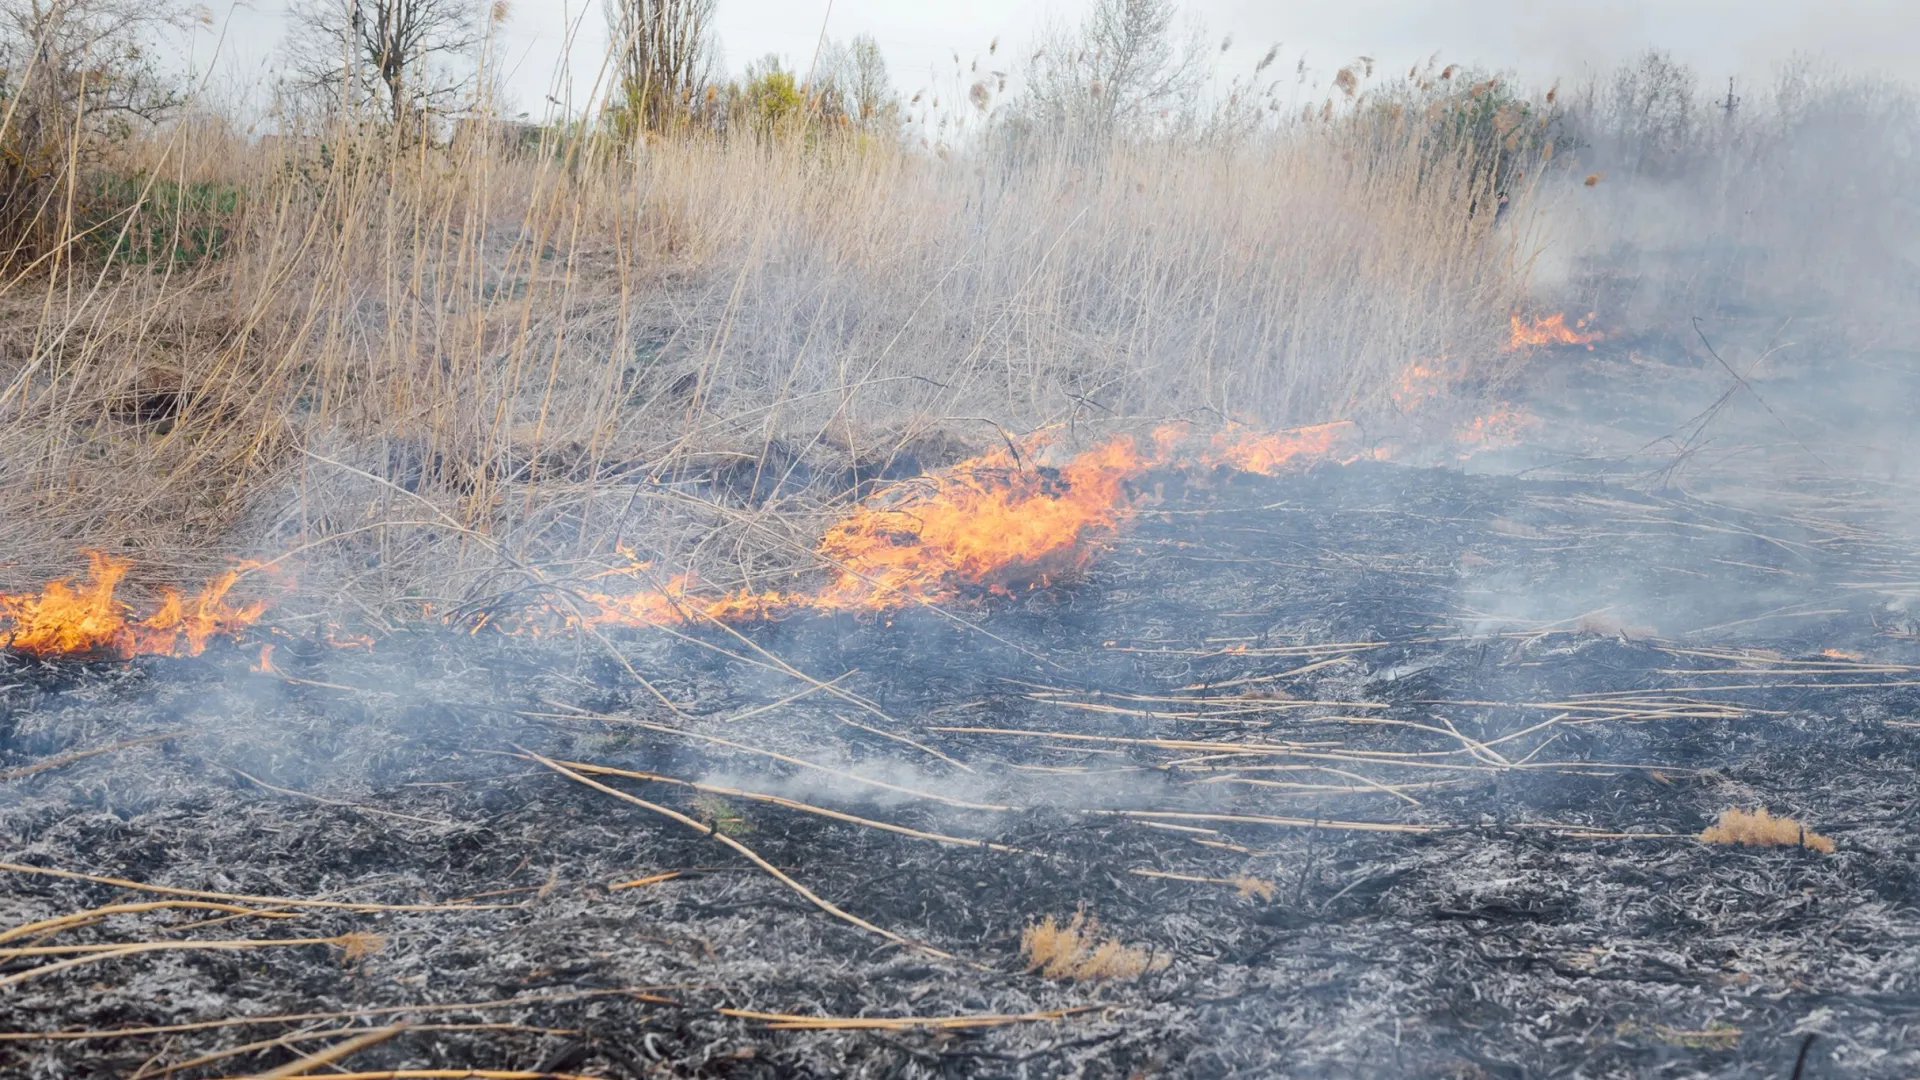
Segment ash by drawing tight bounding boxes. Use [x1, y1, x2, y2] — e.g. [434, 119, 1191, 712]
[5, 381, 1920, 1078]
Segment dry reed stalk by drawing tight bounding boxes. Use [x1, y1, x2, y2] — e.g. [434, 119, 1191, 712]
[0, 861, 512, 912]
[523, 706, 1016, 810]
[549, 757, 1027, 853]
[1, 104, 1524, 613]
[1127, 868, 1279, 899]
[717, 1005, 1100, 1030]
[0, 933, 387, 988]
[152, 1023, 575, 1079]
[247, 1025, 407, 1078]
[1101, 809, 1442, 835]
[0, 730, 197, 783]
[0, 988, 676, 1041]
[226, 766, 453, 827]
[518, 748, 963, 962]
[198, 1060, 595, 1068]
[606, 869, 683, 891]
[0, 901, 295, 945]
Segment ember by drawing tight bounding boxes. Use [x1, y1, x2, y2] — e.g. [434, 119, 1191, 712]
[1507, 312, 1601, 350]
[1453, 402, 1540, 452]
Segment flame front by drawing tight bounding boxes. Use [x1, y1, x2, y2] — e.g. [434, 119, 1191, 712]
[585, 423, 1357, 626]
[6, 311, 1581, 654]
[0, 552, 269, 658]
[1508, 313, 1601, 350]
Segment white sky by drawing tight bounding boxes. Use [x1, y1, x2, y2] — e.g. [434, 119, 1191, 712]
[194, 0, 1918, 120]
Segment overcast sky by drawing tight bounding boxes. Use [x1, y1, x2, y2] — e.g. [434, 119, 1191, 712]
[200, 0, 1917, 119]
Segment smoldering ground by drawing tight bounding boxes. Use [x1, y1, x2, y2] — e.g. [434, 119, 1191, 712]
[8, 421, 1920, 1076]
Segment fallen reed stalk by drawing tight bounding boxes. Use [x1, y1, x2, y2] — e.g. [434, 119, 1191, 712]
[198, 1060, 595, 1068]
[0, 730, 198, 783]
[227, 766, 454, 827]
[248, 1024, 407, 1078]
[154, 1024, 575, 1079]
[0, 901, 296, 945]
[524, 706, 1015, 810]
[717, 1005, 1101, 1030]
[518, 747, 963, 962]
[0, 861, 511, 913]
[0, 988, 676, 1041]
[547, 756, 1026, 854]
[0, 933, 387, 988]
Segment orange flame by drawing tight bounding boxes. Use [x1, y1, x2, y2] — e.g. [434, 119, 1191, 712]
[1391, 356, 1461, 410]
[1453, 403, 1539, 452]
[5, 357, 1548, 654]
[0, 551, 270, 658]
[584, 423, 1357, 626]
[1507, 313, 1600, 351]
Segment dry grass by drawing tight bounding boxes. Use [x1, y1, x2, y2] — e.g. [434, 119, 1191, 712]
[1699, 807, 1834, 854]
[1020, 911, 1167, 980]
[1232, 874, 1278, 901]
[0, 97, 1525, 614]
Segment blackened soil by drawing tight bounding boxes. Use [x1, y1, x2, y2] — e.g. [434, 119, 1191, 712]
[4, 457, 1920, 1078]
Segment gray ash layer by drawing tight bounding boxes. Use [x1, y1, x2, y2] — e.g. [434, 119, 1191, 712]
[4, 453, 1920, 1078]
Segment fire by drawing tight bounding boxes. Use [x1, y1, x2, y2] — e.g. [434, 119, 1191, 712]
[7, 299, 1590, 655]
[584, 423, 1358, 625]
[1453, 404, 1539, 452]
[1507, 312, 1600, 351]
[0, 551, 269, 659]
[1202, 422, 1351, 475]
[1391, 356, 1458, 409]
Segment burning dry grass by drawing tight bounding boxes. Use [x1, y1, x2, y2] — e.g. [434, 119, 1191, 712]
[0, 105, 1526, 619]
[0, 551, 269, 658]
[1699, 807, 1834, 854]
[1020, 912, 1167, 981]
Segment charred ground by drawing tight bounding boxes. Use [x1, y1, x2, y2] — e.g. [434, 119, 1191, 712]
[5, 350, 1920, 1078]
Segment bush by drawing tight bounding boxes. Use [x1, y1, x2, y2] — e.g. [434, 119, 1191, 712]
[78, 172, 242, 267]
[0, 0, 188, 266]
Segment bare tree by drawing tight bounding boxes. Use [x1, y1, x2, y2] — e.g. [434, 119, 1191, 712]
[285, 0, 485, 129]
[605, 0, 714, 135]
[1603, 50, 1698, 179]
[832, 33, 895, 130]
[1015, 0, 1206, 140]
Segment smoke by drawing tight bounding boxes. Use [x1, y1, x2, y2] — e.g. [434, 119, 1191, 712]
[1221, 1, 1920, 90]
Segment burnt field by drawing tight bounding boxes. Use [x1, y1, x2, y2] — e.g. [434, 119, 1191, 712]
[5, 359, 1920, 1078]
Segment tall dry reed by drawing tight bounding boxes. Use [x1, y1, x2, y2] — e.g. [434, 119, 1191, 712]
[0, 105, 1525, 615]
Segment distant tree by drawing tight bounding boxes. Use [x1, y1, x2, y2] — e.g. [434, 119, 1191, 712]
[811, 33, 896, 132]
[0, 0, 190, 262]
[285, 0, 486, 130]
[736, 53, 802, 134]
[1014, 0, 1207, 141]
[605, 0, 714, 136]
[1600, 49, 1698, 178]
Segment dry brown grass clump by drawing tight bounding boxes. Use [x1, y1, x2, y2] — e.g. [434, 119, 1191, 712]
[1232, 875, 1278, 901]
[1699, 807, 1834, 854]
[1020, 912, 1167, 980]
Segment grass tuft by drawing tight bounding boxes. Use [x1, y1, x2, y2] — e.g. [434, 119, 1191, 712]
[1020, 911, 1166, 980]
[1699, 808, 1834, 854]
